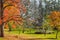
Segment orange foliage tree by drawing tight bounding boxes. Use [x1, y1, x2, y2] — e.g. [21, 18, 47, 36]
[49, 11, 60, 30]
[0, 0, 26, 37]
[3, 0, 26, 24]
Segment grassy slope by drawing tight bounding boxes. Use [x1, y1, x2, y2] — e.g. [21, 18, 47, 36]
[0, 38, 3, 40]
[4, 30, 60, 39]
[0, 29, 60, 40]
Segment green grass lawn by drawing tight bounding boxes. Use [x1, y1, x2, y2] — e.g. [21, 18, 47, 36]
[4, 30, 60, 38]
[2, 29, 60, 40]
[0, 38, 3, 40]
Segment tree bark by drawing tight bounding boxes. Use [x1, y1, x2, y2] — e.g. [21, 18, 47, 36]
[0, 0, 4, 37]
[0, 24, 4, 37]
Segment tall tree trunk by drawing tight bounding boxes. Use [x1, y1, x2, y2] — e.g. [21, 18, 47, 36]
[0, 24, 4, 37]
[0, 0, 4, 37]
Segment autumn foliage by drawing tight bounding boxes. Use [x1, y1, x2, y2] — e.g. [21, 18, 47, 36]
[0, 0, 26, 28]
[49, 11, 60, 30]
